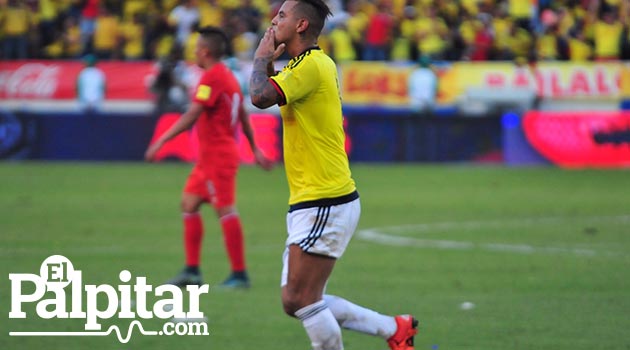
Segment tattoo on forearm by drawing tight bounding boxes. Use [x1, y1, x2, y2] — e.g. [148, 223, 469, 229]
[250, 58, 278, 106]
[267, 61, 275, 76]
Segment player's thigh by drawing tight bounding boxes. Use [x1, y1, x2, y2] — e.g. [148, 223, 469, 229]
[211, 165, 238, 209]
[182, 166, 211, 211]
[282, 245, 337, 305]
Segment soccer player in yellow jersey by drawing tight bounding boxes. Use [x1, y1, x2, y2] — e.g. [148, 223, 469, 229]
[249, 0, 418, 349]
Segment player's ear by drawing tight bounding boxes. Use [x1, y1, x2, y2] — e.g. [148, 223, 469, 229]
[296, 18, 309, 34]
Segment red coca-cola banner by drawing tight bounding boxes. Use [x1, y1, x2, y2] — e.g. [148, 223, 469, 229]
[523, 111, 630, 168]
[0, 60, 156, 100]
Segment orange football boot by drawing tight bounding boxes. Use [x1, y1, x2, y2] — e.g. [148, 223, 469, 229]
[387, 315, 419, 350]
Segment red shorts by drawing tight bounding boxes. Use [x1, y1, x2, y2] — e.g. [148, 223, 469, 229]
[184, 163, 238, 208]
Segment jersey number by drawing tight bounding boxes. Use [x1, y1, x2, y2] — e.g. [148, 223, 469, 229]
[230, 93, 240, 128]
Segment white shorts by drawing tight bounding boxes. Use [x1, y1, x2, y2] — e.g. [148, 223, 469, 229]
[281, 197, 361, 287]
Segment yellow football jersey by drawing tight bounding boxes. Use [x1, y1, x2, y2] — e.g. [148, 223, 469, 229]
[270, 48, 356, 205]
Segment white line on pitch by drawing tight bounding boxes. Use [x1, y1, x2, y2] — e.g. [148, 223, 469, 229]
[379, 215, 630, 233]
[356, 214, 630, 257]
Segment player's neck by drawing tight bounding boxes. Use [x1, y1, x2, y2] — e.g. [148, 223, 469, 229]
[201, 58, 220, 70]
[287, 37, 318, 58]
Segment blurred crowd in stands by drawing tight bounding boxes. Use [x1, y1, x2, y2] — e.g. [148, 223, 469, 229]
[1, 0, 629, 63]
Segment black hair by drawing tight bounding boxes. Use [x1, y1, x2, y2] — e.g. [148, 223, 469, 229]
[197, 26, 230, 58]
[294, 0, 332, 37]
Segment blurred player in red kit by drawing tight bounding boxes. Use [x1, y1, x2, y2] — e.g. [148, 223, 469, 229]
[146, 26, 272, 288]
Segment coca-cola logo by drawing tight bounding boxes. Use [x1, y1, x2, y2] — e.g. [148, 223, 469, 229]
[0, 64, 60, 98]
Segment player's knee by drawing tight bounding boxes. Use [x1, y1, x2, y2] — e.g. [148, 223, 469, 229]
[215, 205, 236, 218]
[282, 298, 300, 317]
[180, 201, 194, 213]
[181, 199, 200, 213]
[281, 291, 304, 317]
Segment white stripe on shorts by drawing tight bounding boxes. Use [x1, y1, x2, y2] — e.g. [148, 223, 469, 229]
[298, 206, 331, 251]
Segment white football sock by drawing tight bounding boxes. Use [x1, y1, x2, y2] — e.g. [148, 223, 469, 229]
[324, 294, 397, 339]
[295, 300, 344, 350]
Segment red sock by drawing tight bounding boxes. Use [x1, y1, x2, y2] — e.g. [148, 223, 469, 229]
[183, 212, 204, 267]
[220, 213, 246, 272]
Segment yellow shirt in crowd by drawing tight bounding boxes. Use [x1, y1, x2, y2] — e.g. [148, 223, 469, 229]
[329, 27, 356, 62]
[121, 20, 144, 59]
[537, 33, 558, 59]
[593, 21, 622, 58]
[509, 0, 532, 19]
[198, 2, 223, 27]
[569, 38, 592, 61]
[93, 15, 119, 51]
[2, 5, 30, 36]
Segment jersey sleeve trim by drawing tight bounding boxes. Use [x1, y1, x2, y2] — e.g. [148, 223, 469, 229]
[269, 78, 287, 106]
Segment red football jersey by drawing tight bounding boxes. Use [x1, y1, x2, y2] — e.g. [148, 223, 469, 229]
[192, 62, 243, 166]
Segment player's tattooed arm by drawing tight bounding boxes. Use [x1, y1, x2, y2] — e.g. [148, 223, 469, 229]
[250, 27, 285, 109]
[250, 57, 282, 109]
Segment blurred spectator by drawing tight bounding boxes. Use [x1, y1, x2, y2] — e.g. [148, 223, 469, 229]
[390, 22, 411, 62]
[505, 20, 534, 61]
[93, 4, 119, 59]
[150, 19, 177, 59]
[408, 56, 438, 114]
[363, 1, 393, 60]
[57, 0, 81, 22]
[162, 0, 180, 12]
[150, 45, 190, 116]
[232, 0, 262, 33]
[43, 31, 65, 59]
[556, 6, 576, 36]
[568, 26, 593, 61]
[38, 0, 58, 49]
[468, 14, 494, 61]
[1, 0, 31, 59]
[184, 21, 200, 62]
[120, 12, 146, 60]
[63, 16, 84, 58]
[230, 17, 259, 61]
[394, 6, 418, 62]
[436, 0, 461, 27]
[344, 0, 368, 61]
[76, 54, 106, 113]
[492, 6, 514, 60]
[122, 0, 149, 21]
[168, 0, 199, 46]
[414, 6, 449, 61]
[588, 1, 623, 60]
[536, 24, 569, 61]
[459, 11, 479, 58]
[508, 0, 535, 32]
[3, 0, 630, 63]
[198, 0, 224, 27]
[329, 22, 357, 62]
[79, 0, 100, 55]
[540, 7, 558, 30]
[223, 53, 248, 96]
[460, 0, 480, 17]
[325, 0, 347, 28]
[143, 8, 172, 59]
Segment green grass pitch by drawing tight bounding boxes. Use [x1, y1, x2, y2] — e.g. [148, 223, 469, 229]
[1, 162, 629, 350]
